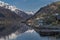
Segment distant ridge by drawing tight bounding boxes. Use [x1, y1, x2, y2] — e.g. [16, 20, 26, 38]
[0, 1, 33, 21]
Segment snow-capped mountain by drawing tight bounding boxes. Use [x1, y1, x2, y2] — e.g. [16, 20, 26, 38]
[0, 1, 32, 37]
[14, 9, 33, 21]
[26, 11, 34, 15]
[0, 1, 33, 21]
[0, 1, 17, 11]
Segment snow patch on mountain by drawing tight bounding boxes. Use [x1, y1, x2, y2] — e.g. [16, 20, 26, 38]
[0, 1, 24, 13]
[0, 1, 33, 21]
[26, 11, 34, 15]
[0, 1, 16, 11]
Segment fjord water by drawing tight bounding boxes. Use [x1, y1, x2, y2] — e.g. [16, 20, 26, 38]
[12, 30, 60, 40]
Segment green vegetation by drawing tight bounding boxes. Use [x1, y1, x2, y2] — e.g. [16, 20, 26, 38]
[56, 1, 60, 4]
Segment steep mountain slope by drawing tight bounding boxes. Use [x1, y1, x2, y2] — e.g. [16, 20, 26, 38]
[15, 9, 33, 21]
[27, 1, 60, 25]
[0, 1, 33, 21]
[0, 1, 33, 38]
[34, 1, 60, 18]
[0, 6, 22, 37]
[26, 1, 60, 35]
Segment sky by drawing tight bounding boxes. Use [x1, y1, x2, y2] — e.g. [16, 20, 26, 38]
[0, 0, 60, 12]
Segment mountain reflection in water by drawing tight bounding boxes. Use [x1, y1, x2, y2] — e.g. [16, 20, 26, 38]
[11, 30, 60, 40]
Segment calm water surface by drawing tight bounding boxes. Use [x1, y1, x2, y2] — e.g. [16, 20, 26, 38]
[10, 30, 60, 40]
